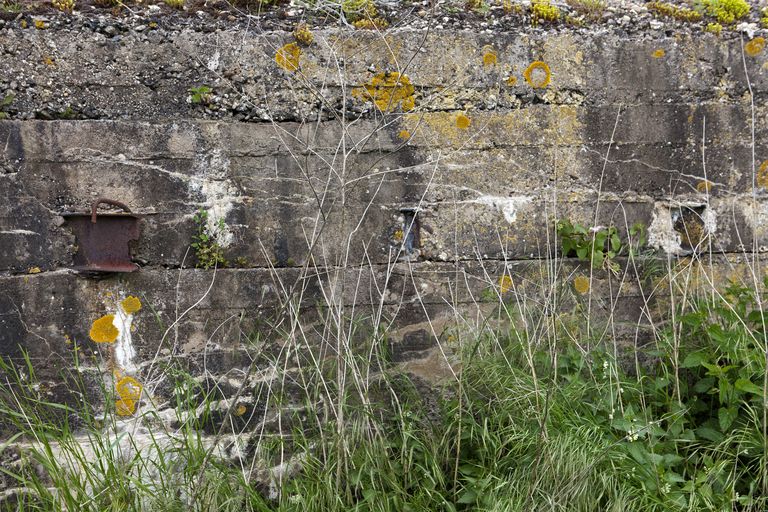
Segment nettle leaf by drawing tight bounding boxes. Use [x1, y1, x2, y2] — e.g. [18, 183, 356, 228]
[693, 377, 716, 393]
[682, 351, 709, 368]
[695, 426, 724, 443]
[735, 378, 763, 395]
[718, 406, 738, 431]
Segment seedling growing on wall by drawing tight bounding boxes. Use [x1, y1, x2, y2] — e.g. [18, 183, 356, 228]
[0, 93, 14, 119]
[191, 209, 228, 269]
[188, 85, 212, 105]
[556, 219, 621, 271]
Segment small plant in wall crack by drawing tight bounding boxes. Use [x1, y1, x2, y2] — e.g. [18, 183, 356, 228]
[188, 85, 213, 106]
[191, 209, 228, 269]
[0, 93, 14, 119]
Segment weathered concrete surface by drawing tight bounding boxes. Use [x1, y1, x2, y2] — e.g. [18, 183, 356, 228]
[1, 7, 768, 494]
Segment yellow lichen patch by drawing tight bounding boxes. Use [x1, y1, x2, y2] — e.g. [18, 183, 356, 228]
[42, 56, 55, 66]
[523, 61, 551, 88]
[696, 180, 714, 193]
[116, 376, 143, 401]
[456, 113, 471, 129]
[745, 37, 766, 57]
[120, 296, 142, 314]
[275, 43, 301, 73]
[115, 398, 136, 417]
[758, 160, 768, 189]
[505, 76, 517, 86]
[498, 275, 513, 294]
[27, 266, 41, 274]
[573, 275, 590, 294]
[89, 315, 118, 343]
[235, 404, 247, 417]
[652, 49, 666, 58]
[352, 71, 415, 112]
[34, 19, 48, 30]
[398, 129, 411, 140]
[393, 229, 404, 242]
[482, 46, 498, 68]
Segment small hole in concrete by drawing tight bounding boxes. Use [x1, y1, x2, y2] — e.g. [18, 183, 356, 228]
[400, 208, 421, 260]
[672, 205, 707, 253]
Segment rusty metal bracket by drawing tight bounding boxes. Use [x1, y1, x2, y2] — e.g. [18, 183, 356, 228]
[62, 198, 142, 273]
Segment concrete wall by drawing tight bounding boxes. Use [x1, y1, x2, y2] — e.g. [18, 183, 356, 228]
[1, 6, 767, 440]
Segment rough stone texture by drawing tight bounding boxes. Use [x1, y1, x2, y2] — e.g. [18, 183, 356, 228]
[1, 2, 768, 492]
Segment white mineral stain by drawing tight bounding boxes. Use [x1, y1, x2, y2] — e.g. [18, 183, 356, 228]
[474, 195, 533, 223]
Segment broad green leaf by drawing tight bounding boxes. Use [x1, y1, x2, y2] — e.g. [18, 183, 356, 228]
[735, 378, 763, 395]
[718, 406, 738, 431]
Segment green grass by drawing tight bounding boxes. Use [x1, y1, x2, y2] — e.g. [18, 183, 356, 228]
[0, 262, 767, 511]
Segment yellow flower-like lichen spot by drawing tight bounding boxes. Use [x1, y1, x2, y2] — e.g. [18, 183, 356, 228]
[652, 49, 666, 59]
[89, 315, 119, 343]
[116, 376, 143, 402]
[398, 129, 411, 140]
[745, 37, 766, 57]
[505, 76, 517, 86]
[352, 72, 415, 112]
[482, 46, 498, 67]
[456, 113, 471, 129]
[573, 275, 590, 295]
[115, 398, 137, 417]
[523, 61, 551, 89]
[120, 296, 142, 314]
[235, 404, 247, 417]
[275, 43, 301, 72]
[696, 180, 713, 193]
[498, 275, 513, 294]
[758, 160, 768, 189]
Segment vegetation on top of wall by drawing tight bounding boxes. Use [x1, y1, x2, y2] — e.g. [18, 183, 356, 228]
[51, 0, 74, 12]
[700, 0, 750, 24]
[530, 0, 561, 25]
[647, 1, 703, 23]
[565, 0, 606, 22]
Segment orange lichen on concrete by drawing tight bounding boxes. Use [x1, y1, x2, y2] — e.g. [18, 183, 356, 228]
[498, 275, 513, 294]
[352, 71, 415, 112]
[398, 129, 411, 140]
[758, 160, 768, 189]
[275, 42, 301, 72]
[482, 46, 498, 67]
[116, 375, 143, 402]
[505, 76, 518, 86]
[523, 61, 551, 88]
[573, 275, 590, 294]
[89, 315, 119, 343]
[235, 404, 247, 416]
[115, 398, 137, 417]
[745, 36, 766, 57]
[456, 113, 471, 129]
[652, 49, 666, 58]
[696, 179, 714, 193]
[120, 296, 142, 314]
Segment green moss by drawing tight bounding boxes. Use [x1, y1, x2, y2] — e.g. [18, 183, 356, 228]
[761, 7, 768, 28]
[342, 0, 377, 21]
[531, 0, 560, 25]
[704, 22, 723, 34]
[702, 0, 749, 24]
[647, 1, 702, 22]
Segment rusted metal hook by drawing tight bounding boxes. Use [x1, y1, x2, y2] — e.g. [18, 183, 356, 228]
[91, 198, 132, 224]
